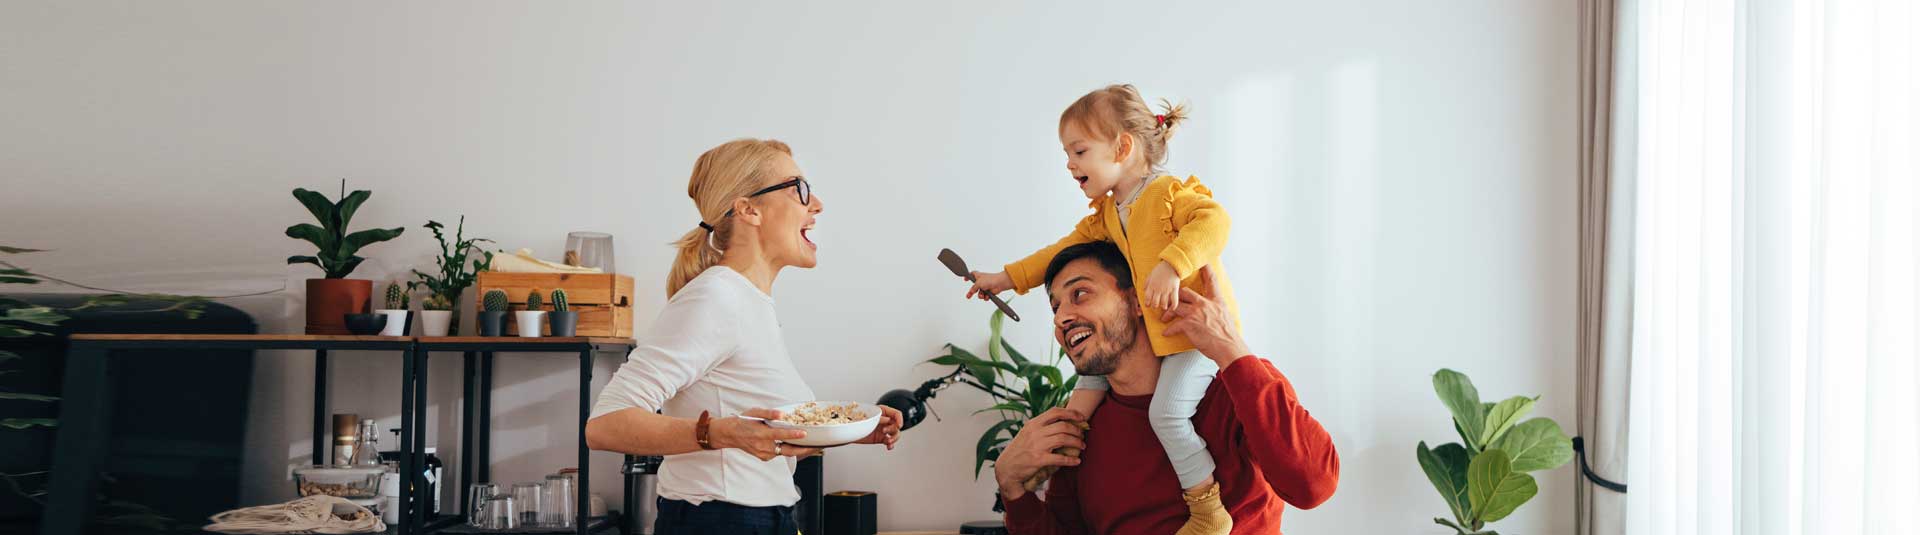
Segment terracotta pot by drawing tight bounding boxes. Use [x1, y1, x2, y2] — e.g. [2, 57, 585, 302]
[306, 279, 372, 334]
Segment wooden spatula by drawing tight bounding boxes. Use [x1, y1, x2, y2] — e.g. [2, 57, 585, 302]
[938, 248, 1020, 322]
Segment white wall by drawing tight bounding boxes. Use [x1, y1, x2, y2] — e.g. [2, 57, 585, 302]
[1, 1, 1577, 532]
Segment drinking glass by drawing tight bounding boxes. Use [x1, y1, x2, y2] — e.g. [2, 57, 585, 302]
[512, 482, 544, 526]
[565, 231, 615, 273]
[481, 495, 517, 530]
[466, 483, 499, 527]
[543, 473, 576, 528]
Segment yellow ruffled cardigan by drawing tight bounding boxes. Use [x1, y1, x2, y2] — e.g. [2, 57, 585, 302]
[1005, 175, 1241, 356]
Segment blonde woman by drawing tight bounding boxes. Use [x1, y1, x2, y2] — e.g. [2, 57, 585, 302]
[586, 138, 903, 534]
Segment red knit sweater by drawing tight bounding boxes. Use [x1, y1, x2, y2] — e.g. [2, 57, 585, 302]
[1003, 356, 1340, 535]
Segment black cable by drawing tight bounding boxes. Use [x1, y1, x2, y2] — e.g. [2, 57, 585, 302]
[1573, 436, 1628, 493]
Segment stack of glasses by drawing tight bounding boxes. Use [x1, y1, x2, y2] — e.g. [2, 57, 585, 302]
[467, 474, 577, 530]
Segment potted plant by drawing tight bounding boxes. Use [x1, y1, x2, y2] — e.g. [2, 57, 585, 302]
[375, 281, 410, 336]
[285, 181, 404, 334]
[479, 289, 509, 337]
[515, 290, 545, 338]
[406, 217, 492, 336]
[418, 294, 454, 336]
[547, 289, 578, 337]
[1417, 369, 1574, 535]
[923, 309, 1078, 514]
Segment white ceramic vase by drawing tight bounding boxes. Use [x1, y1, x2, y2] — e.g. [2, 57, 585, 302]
[420, 310, 453, 337]
[374, 310, 409, 337]
[514, 311, 546, 337]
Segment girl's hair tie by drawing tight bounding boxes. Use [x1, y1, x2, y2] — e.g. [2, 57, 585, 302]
[1154, 114, 1168, 127]
[698, 221, 714, 232]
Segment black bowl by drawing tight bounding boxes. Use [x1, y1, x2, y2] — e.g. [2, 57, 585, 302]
[343, 313, 387, 336]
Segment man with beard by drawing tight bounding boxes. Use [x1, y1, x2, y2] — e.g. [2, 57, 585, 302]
[994, 241, 1339, 534]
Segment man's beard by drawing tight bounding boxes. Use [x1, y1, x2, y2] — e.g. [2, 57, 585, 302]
[1071, 310, 1141, 377]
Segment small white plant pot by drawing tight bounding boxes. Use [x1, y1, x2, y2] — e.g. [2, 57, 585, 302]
[514, 311, 547, 337]
[374, 310, 410, 337]
[420, 310, 453, 337]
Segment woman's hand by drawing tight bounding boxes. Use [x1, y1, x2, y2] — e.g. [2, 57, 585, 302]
[965, 270, 1014, 301]
[854, 405, 904, 450]
[711, 408, 809, 461]
[993, 407, 1088, 501]
[1143, 261, 1181, 314]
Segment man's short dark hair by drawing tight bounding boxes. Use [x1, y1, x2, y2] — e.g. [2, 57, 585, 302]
[1043, 241, 1134, 291]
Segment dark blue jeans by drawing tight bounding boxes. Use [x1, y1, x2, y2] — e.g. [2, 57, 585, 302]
[654, 497, 797, 535]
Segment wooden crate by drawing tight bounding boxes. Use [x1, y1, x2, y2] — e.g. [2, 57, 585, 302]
[475, 272, 635, 337]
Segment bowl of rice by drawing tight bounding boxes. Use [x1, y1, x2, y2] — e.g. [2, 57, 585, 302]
[758, 401, 880, 447]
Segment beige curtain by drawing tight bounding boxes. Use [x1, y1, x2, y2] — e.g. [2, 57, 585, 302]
[1576, 0, 1631, 533]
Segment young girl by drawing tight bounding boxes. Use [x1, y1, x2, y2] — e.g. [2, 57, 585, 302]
[966, 84, 1241, 535]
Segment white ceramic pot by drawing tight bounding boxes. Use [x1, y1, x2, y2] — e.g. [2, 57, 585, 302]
[514, 311, 546, 337]
[374, 310, 410, 337]
[420, 310, 453, 337]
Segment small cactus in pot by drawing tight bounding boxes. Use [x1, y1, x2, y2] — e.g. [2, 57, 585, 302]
[384, 282, 409, 310]
[418, 293, 455, 336]
[373, 281, 412, 336]
[515, 289, 547, 337]
[548, 288, 579, 337]
[478, 289, 510, 336]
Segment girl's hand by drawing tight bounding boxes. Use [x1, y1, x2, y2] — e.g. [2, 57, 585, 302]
[1144, 261, 1181, 314]
[965, 270, 1014, 301]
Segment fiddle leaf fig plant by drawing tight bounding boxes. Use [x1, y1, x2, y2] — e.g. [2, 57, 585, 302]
[1418, 369, 1573, 535]
[285, 180, 404, 279]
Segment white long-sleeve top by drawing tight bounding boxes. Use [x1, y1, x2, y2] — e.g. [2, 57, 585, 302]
[589, 266, 816, 507]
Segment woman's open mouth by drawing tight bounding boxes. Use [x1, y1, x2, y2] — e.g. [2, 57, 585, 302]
[801, 224, 815, 249]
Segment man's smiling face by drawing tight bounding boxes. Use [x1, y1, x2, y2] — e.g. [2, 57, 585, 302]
[1048, 257, 1143, 377]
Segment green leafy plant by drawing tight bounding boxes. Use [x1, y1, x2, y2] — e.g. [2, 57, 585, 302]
[925, 309, 1077, 480]
[407, 217, 491, 332]
[1418, 369, 1574, 535]
[482, 290, 508, 312]
[383, 282, 408, 310]
[550, 289, 568, 312]
[284, 181, 404, 279]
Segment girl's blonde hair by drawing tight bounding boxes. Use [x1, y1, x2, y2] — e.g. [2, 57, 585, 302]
[1058, 84, 1189, 172]
[666, 138, 794, 298]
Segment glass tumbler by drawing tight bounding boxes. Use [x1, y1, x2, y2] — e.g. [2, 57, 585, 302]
[511, 482, 544, 526]
[481, 495, 518, 530]
[466, 483, 499, 527]
[565, 231, 615, 273]
[543, 473, 576, 528]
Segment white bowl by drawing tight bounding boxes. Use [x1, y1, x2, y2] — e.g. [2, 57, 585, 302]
[754, 401, 880, 447]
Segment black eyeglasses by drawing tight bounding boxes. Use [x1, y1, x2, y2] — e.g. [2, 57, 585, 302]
[723, 177, 810, 218]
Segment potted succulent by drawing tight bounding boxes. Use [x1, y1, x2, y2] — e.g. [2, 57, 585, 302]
[418, 294, 454, 336]
[1417, 369, 1574, 535]
[515, 290, 546, 338]
[547, 288, 578, 337]
[406, 216, 492, 336]
[479, 289, 509, 336]
[285, 181, 404, 334]
[375, 281, 410, 336]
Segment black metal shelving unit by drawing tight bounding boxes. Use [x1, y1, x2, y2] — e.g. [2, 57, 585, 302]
[42, 334, 635, 535]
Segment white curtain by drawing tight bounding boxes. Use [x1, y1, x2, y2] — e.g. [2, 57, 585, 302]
[1622, 0, 1917, 533]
